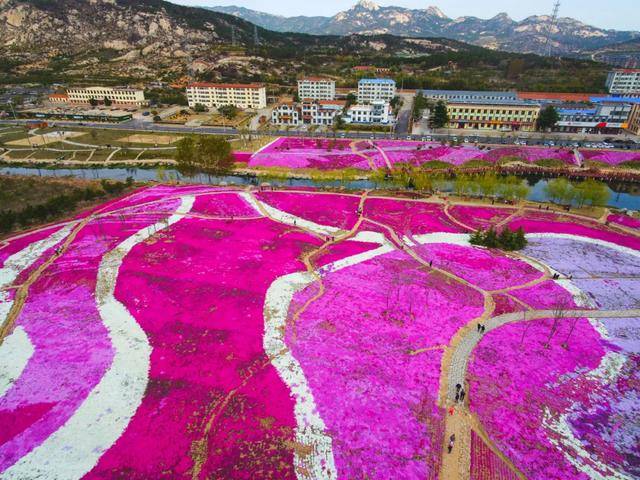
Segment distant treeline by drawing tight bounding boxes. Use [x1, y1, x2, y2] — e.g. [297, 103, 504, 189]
[0, 178, 133, 234]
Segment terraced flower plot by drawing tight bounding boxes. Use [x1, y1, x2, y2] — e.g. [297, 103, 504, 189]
[246, 138, 640, 171]
[0, 186, 639, 479]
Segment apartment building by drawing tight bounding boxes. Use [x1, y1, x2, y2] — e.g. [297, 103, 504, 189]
[605, 69, 640, 95]
[344, 101, 393, 125]
[445, 99, 540, 132]
[271, 103, 300, 126]
[357, 78, 396, 103]
[65, 86, 147, 106]
[186, 83, 267, 109]
[297, 78, 336, 101]
[422, 90, 517, 103]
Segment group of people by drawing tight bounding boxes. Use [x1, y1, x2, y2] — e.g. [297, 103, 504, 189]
[455, 383, 465, 404]
[476, 323, 486, 334]
[551, 272, 572, 280]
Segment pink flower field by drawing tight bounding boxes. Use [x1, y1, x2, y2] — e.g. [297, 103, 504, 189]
[241, 138, 632, 170]
[0, 186, 638, 479]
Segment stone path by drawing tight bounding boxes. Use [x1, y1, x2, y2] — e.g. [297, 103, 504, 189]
[447, 308, 640, 403]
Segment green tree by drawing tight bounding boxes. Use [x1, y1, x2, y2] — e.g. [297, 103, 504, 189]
[537, 105, 560, 131]
[219, 104, 239, 120]
[575, 179, 610, 207]
[193, 103, 207, 113]
[498, 227, 514, 250]
[545, 178, 574, 204]
[197, 136, 234, 174]
[454, 175, 472, 196]
[412, 91, 429, 121]
[175, 136, 197, 174]
[478, 173, 499, 198]
[432, 100, 449, 129]
[484, 227, 499, 248]
[103, 97, 112, 107]
[346, 93, 357, 108]
[89, 97, 98, 107]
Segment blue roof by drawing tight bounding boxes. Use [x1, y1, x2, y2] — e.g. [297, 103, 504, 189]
[590, 96, 640, 104]
[359, 78, 396, 84]
[421, 89, 517, 99]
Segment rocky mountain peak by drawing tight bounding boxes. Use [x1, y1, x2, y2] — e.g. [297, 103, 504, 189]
[425, 6, 448, 19]
[353, 0, 380, 11]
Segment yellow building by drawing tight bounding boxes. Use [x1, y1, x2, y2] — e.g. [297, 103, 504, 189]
[66, 86, 146, 106]
[446, 100, 540, 132]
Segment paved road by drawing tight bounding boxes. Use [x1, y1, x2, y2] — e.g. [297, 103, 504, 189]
[394, 93, 414, 136]
[1, 119, 638, 150]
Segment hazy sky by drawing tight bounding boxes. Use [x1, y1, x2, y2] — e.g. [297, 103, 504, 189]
[169, 0, 639, 31]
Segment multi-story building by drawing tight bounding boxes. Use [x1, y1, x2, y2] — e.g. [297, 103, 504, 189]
[422, 90, 518, 103]
[445, 99, 540, 132]
[186, 83, 267, 109]
[272, 100, 346, 126]
[344, 101, 393, 125]
[303, 100, 346, 126]
[605, 69, 640, 95]
[556, 97, 635, 135]
[65, 86, 147, 106]
[297, 78, 336, 101]
[271, 103, 300, 126]
[357, 78, 396, 103]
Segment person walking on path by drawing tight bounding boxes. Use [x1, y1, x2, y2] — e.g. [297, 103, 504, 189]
[460, 389, 466, 402]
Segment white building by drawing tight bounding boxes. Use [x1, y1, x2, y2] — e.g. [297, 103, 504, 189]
[301, 100, 345, 126]
[357, 78, 396, 103]
[66, 86, 146, 106]
[186, 82, 267, 109]
[343, 101, 393, 125]
[271, 103, 300, 126]
[272, 100, 345, 127]
[297, 77, 336, 101]
[606, 70, 640, 95]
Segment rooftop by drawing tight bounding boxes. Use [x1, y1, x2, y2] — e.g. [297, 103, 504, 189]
[188, 82, 264, 89]
[299, 77, 334, 82]
[358, 78, 396, 85]
[422, 89, 517, 98]
[590, 96, 640, 104]
[518, 92, 606, 102]
[447, 99, 540, 107]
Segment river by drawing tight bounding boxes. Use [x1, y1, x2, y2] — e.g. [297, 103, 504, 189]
[1, 166, 638, 211]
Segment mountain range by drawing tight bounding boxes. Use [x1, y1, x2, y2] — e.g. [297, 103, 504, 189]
[0, 0, 478, 83]
[0, 0, 610, 93]
[208, 0, 639, 56]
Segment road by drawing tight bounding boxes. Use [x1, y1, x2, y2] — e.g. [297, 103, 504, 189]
[1, 119, 638, 150]
[394, 93, 414, 136]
